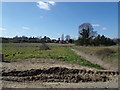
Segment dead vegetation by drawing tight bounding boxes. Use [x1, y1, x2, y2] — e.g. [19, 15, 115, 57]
[39, 43, 51, 50]
[95, 48, 116, 56]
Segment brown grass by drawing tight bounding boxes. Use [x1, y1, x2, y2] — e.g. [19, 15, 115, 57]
[95, 48, 116, 56]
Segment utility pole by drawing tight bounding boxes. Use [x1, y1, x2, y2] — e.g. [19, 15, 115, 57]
[61, 34, 64, 41]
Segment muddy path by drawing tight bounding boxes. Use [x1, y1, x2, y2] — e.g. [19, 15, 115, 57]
[71, 48, 118, 71]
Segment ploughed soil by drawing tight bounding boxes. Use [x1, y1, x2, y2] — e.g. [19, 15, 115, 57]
[1, 58, 119, 88]
[2, 67, 119, 83]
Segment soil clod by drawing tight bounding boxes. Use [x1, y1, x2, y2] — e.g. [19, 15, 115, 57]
[2, 67, 119, 83]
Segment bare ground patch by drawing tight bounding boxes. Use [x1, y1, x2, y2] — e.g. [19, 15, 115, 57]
[2, 58, 97, 72]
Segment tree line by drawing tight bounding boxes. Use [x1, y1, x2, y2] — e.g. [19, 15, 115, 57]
[1, 35, 74, 43]
[76, 23, 117, 46]
[1, 23, 118, 46]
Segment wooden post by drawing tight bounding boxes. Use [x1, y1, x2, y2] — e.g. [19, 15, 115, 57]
[0, 54, 4, 62]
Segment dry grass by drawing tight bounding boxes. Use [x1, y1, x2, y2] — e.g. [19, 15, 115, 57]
[95, 48, 116, 56]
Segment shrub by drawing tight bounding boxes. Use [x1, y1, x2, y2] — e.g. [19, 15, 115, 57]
[95, 48, 116, 56]
[39, 43, 50, 50]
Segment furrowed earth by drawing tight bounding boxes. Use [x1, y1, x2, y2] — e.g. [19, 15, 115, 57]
[1, 58, 119, 88]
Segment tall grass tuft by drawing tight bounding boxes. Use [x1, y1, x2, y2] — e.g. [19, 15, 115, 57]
[95, 48, 116, 56]
[39, 43, 51, 50]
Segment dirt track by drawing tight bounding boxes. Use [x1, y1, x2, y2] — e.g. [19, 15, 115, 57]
[71, 48, 118, 70]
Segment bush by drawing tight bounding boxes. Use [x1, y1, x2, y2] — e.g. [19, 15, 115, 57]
[39, 43, 50, 50]
[76, 34, 116, 46]
[95, 48, 116, 56]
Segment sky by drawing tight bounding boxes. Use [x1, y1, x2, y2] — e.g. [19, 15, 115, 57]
[1, 2, 118, 39]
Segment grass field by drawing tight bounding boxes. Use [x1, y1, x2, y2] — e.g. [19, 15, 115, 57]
[73, 46, 118, 64]
[2, 43, 104, 70]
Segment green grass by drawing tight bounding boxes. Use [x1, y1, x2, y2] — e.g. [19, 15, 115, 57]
[2, 43, 104, 70]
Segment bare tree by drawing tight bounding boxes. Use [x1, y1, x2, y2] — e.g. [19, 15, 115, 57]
[78, 23, 97, 46]
[79, 23, 97, 38]
[65, 35, 71, 41]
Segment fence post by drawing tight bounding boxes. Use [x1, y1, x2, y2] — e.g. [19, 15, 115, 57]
[0, 54, 4, 62]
